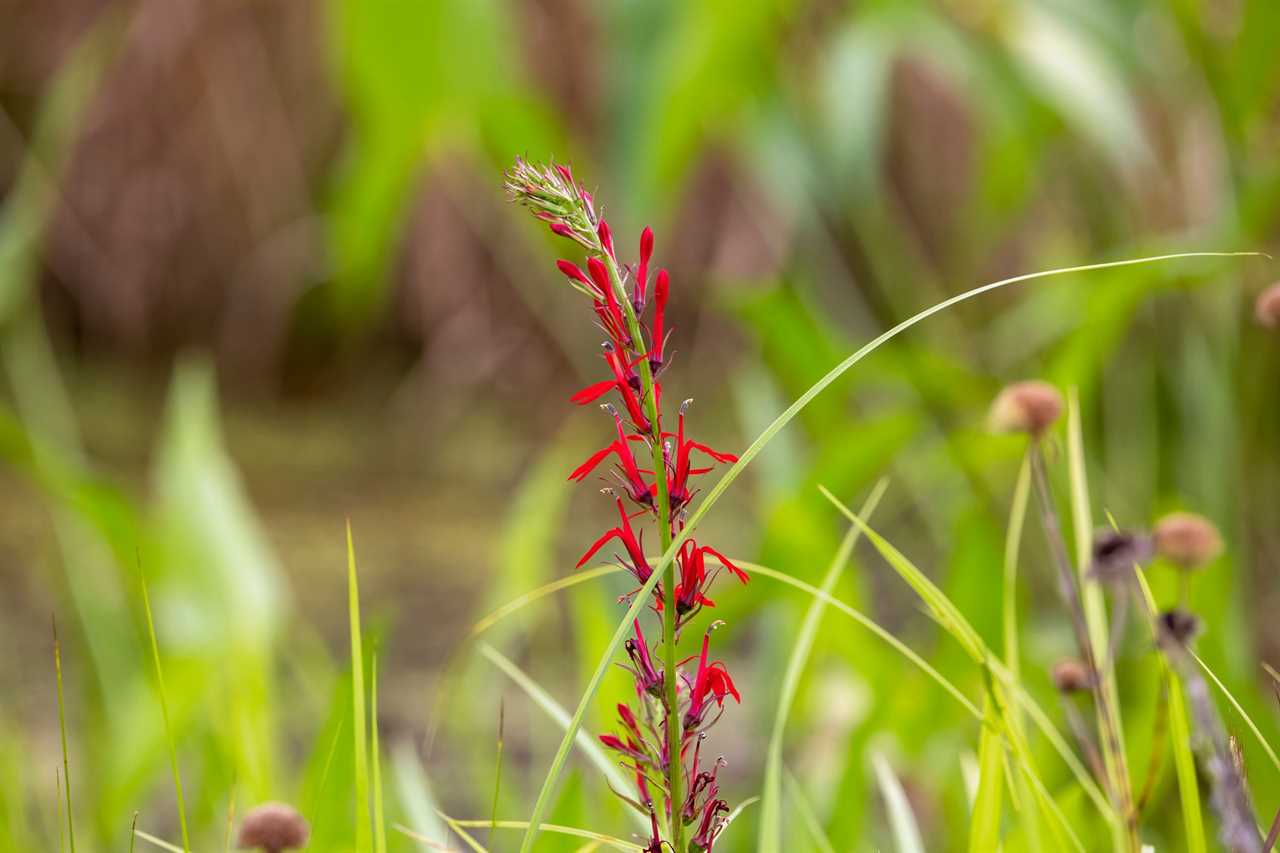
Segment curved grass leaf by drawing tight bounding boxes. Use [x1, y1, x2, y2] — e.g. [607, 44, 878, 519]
[138, 574, 189, 852]
[348, 523, 373, 853]
[969, 698, 1004, 852]
[476, 643, 647, 831]
[760, 479, 887, 852]
[517, 256, 1249, 850]
[400, 818, 645, 851]
[786, 770, 837, 853]
[873, 753, 926, 853]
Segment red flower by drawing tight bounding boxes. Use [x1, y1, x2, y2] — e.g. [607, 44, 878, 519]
[673, 541, 749, 616]
[666, 403, 738, 515]
[575, 498, 653, 586]
[624, 619, 663, 696]
[650, 269, 670, 373]
[633, 226, 654, 311]
[570, 344, 653, 433]
[683, 631, 740, 731]
[587, 258, 629, 344]
[567, 407, 653, 507]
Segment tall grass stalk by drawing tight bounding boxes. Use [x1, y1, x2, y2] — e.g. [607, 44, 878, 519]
[138, 572, 190, 852]
[348, 522, 373, 853]
[53, 623, 75, 853]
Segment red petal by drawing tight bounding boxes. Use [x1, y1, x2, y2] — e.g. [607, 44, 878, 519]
[689, 442, 738, 464]
[576, 528, 621, 568]
[557, 260, 589, 283]
[701, 546, 748, 583]
[570, 379, 617, 405]
[568, 443, 618, 481]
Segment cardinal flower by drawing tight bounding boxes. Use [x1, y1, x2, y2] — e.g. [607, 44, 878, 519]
[683, 629, 740, 731]
[666, 402, 738, 515]
[673, 541, 749, 617]
[568, 406, 654, 507]
[576, 498, 653, 587]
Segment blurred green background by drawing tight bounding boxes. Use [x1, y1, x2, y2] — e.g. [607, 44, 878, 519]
[2, 0, 1280, 849]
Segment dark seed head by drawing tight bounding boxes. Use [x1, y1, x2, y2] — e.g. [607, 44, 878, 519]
[237, 802, 309, 852]
[989, 381, 1063, 438]
[1157, 608, 1202, 650]
[1153, 512, 1223, 570]
[1087, 529, 1154, 583]
[1051, 659, 1092, 694]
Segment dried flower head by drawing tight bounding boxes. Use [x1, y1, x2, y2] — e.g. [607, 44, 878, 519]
[1156, 608, 1202, 651]
[1256, 282, 1280, 329]
[1154, 511, 1223, 570]
[236, 802, 309, 852]
[1051, 658, 1092, 694]
[1087, 528, 1154, 584]
[989, 381, 1063, 438]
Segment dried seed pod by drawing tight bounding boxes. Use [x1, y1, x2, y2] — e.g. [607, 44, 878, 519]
[237, 802, 309, 853]
[1051, 659, 1092, 694]
[1087, 529, 1154, 584]
[1256, 282, 1280, 329]
[1156, 608, 1202, 651]
[989, 381, 1064, 438]
[1154, 512, 1223, 570]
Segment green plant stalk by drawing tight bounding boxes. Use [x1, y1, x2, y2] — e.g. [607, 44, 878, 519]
[138, 575, 190, 852]
[53, 620, 75, 853]
[348, 523, 373, 853]
[515, 252, 1254, 853]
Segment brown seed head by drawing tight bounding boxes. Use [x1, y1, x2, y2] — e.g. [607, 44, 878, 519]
[1087, 528, 1154, 584]
[237, 802, 309, 852]
[1256, 282, 1280, 329]
[1051, 659, 1092, 694]
[1156, 608, 1202, 651]
[989, 381, 1063, 438]
[1154, 511, 1223, 570]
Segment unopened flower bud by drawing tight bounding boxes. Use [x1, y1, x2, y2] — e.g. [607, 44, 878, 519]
[1154, 512, 1223, 570]
[989, 381, 1063, 438]
[1255, 282, 1280, 329]
[1051, 659, 1091, 694]
[237, 802, 309, 853]
[598, 220, 615, 258]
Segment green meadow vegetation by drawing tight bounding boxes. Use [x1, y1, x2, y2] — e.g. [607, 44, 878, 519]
[4, 1, 1280, 851]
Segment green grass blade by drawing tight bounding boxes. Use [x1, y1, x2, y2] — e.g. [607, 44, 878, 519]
[515, 252, 1252, 852]
[1168, 672, 1208, 853]
[138, 573, 189, 852]
[1003, 457, 1031, 683]
[1132, 562, 1206, 852]
[1190, 649, 1280, 773]
[818, 485, 985, 661]
[371, 654, 388, 853]
[968, 698, 1004, 852]
[390, 739, 449, 852]
[490, 700, 504, 841]
[348, 522, 373, 853]
[874, 753, 926, 853]
[760, 479, 887, 852]
[132, 830, 185, 853]
[785, 770, 837, 853]
[471, 565, 621, 636]
[477, 643, 646, 829]
[399, 818, 646, 851]
[52, 621, 75, 853]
